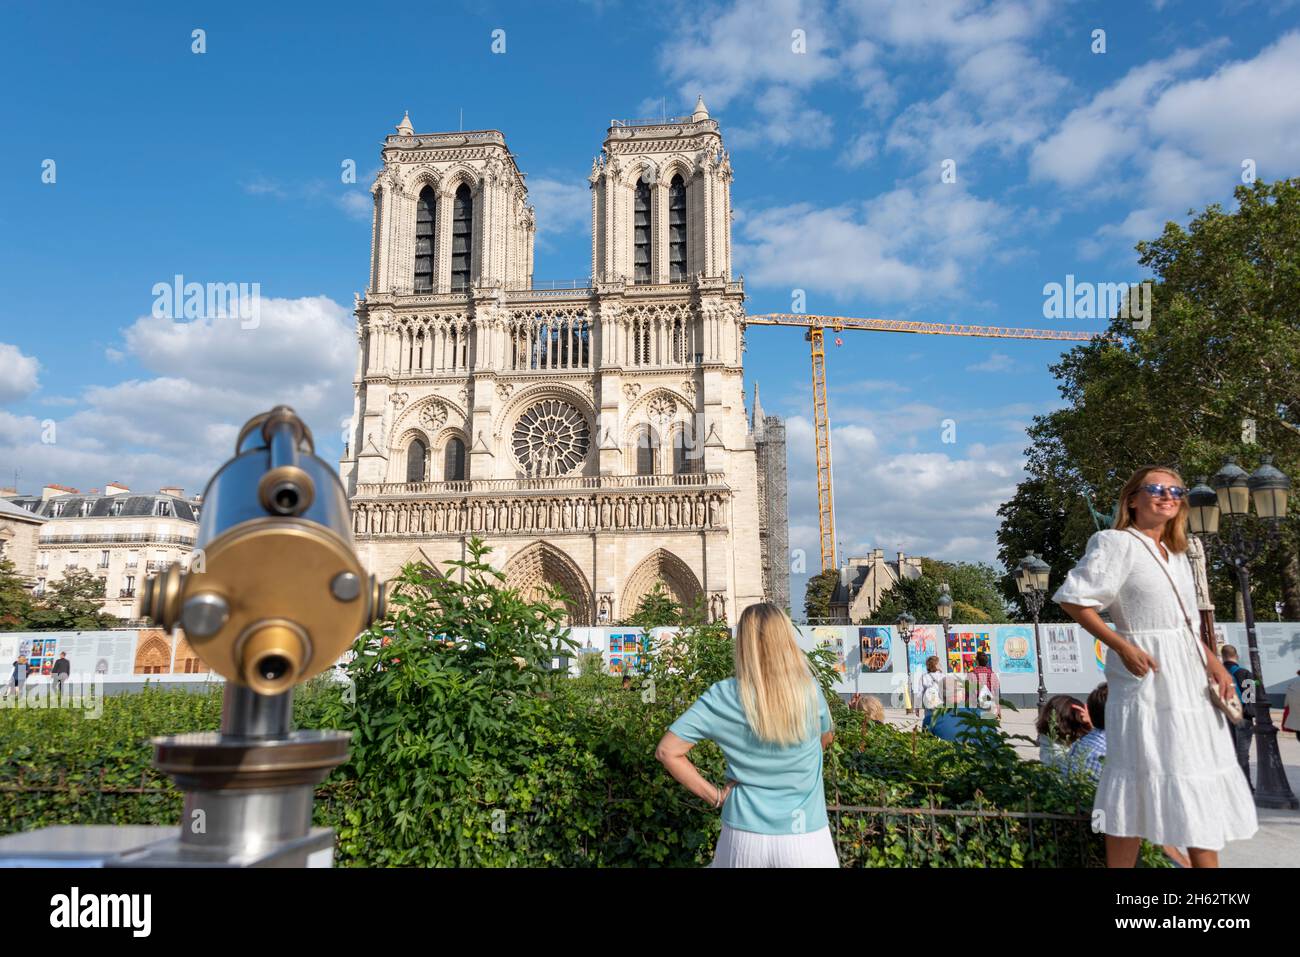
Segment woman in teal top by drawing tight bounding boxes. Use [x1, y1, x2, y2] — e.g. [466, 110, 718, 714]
[656, 603, 838, 867]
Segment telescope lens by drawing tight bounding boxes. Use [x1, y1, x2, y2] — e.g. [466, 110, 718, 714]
[273, 486, 299, 512]
[258, 655, 291, 682]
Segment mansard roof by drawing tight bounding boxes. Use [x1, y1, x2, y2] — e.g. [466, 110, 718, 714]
[4, 493, 199, 523]
[0, 497, 47, 523]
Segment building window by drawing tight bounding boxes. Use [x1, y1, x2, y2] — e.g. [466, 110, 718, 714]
[444, 437, 467, 482]
[39, 552, 49, 568]
[406, 439, 427, 484]
[155, 500, 173, 517]
[99, 550, 110, 568]
[51, 502, 65, 517]
[35, 578, 45, 595]
[126, 551, 138, 568]
[636, 427, 659, 476]
[634, 177, 651, 284]
[674, 429, 700, 474]
[80, 500, 94, 516]
[414, 186, 436, 293]
[451, 183, 473, 290]
[668, 174, 687, 282]
[109, 500, 124, 516]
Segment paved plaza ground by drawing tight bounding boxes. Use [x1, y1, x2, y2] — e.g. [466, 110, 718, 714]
[878, 706, 1300, 867]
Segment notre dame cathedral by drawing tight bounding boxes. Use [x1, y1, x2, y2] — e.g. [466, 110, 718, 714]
[339, 98, 789, 624]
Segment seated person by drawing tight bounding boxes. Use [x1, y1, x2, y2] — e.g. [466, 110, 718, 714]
[1035, 694, 1090, 769]
[1067, 683, 1107, 781]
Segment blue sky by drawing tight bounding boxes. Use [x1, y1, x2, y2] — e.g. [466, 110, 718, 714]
[2, 0, 1298, 608]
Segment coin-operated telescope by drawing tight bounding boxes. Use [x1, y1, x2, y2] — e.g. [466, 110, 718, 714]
[0, 406, 382, 869]
[115, 406, 385, 866]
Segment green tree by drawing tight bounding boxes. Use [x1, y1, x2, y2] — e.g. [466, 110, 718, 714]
[866, 558, 1012, 624]
[27, 569, 121, 631]
[998, 179, 1300, 620]
[625, 581, 682, 630]
[803, 567, 840, 622]
[0, 558, 34, 630]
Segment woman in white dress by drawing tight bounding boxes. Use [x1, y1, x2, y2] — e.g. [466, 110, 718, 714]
[1054, 465, 1257, 867]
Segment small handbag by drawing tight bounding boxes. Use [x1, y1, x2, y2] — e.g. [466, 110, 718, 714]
[1124, 529, 1245, 726]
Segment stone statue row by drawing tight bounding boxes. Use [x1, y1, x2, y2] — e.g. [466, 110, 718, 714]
[352, 492, 727, 536]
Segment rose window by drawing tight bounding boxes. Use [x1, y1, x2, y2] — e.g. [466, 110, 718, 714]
[512, 399, 590, 477]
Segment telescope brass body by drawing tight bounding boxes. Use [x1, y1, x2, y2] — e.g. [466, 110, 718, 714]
[139, 406, 384, 694]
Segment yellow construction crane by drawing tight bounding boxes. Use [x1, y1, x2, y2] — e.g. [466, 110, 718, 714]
[744, 314, 1100, 573]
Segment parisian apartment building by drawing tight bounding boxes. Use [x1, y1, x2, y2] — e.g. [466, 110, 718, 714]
[1, 483, 200, 622]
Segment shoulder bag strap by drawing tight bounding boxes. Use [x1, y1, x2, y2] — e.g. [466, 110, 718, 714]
[1123, 528, 1208, 668]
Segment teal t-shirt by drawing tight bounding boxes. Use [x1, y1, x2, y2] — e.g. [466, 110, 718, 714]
[668, 677, 832, 836]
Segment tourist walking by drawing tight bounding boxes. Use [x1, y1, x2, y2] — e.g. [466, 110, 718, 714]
[966, 651, 1002, 720]
[1055, 465, 1257, 867]
[912, 656, 944, 729]
[4, 655, 29, 699]
[656, 602, 837, 868]
[52, 652, 71, 696]
[1220, 645, 1255, 785]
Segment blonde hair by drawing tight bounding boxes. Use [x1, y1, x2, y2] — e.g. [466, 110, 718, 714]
[849, 694, 886, 723]
[734, 603, 820, 746]
[1113, 464, 1189, 553]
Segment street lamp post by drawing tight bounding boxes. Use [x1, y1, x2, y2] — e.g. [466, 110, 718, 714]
[896, 611, 916, 714]
[1188, 456, 1298, 810]
[1015, 553, 1052, 708]
[937, 583, 953, 659]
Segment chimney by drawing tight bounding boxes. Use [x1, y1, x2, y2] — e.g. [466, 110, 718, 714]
[105, 482, 131, 496]
[159, 486, 183, 498]
[42, 484, 78, 501]
[0, 486, 16, 497]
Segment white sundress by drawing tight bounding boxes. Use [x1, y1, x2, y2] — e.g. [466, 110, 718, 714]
[1052, 528, 1257, 850]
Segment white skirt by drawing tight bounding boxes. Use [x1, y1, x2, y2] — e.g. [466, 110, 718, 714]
[710, 824, 840, 868]
[1097, 627, 1258, 850]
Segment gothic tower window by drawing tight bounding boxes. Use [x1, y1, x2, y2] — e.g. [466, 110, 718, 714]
[406, 438, 427, 483]
[633, 177, 651, 284]
[668, 174, 687, 282]
[451, 183, 473, 290]
[444, 436, 466, 482]
[636, 427, 660, 476]
[414, 186, 436, 293]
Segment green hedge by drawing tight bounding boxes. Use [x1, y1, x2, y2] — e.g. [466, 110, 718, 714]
[0, 541, 1166, 867]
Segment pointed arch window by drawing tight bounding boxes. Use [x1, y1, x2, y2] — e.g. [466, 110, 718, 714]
[668, 174, 687, 282]
[673, 429, 700, 474]
[414, 186, 436, 293]
[451, 183, 473, 290]
[636, 427, 659, 476]
[406, 439, 427, 484]
[634, 177, 652, 284]
[444, 437, 466, 482]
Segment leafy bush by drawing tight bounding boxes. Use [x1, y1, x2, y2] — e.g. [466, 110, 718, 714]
[1, 548, 1156, 867]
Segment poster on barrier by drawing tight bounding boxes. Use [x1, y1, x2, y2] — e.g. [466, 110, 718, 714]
[1044, 624, 1081, 674]
[857, 626, 892, 673]
[947, 629, 991, 673]
[995, 625, 1037, 674]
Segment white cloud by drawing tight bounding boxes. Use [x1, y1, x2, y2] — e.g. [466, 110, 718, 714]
[966, 351, 1014, 373]
[658, 0, 840, 108]
[784, 408, 1027, 571]
[528, 176, 591, 237]
[1, 297, 355, 495]
[733, 183, 1008, 301]
[1032, 34, 1300, 258]
[0, 343, 40, 403]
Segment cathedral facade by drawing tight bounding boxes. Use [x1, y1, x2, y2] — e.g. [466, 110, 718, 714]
[340, 100, 786, 624]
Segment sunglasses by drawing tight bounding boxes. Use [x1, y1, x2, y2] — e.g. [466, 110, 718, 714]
[1139, 483, 1186, 500]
